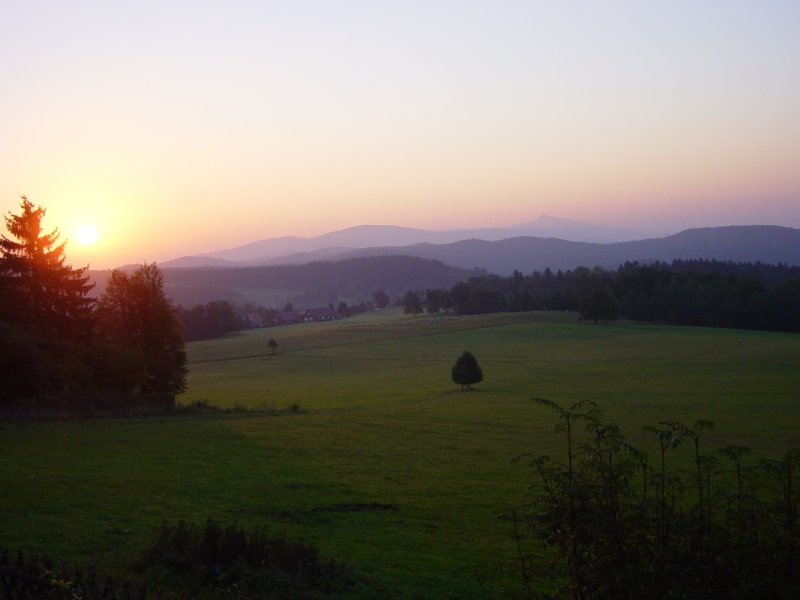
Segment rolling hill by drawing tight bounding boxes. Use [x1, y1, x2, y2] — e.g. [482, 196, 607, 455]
[330, 225, 800, 275]
[95, 226, 800, 309]
[160, 216, 643, 267]
[88, 255, 484, 308]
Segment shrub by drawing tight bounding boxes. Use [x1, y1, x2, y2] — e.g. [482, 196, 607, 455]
[511, 399, 800, 599]
[139, 520, 354, 597]
[451, 351, 483, 390]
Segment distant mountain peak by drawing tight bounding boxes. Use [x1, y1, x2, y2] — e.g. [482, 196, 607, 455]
[512, 215, 617, 231]
[511, 215, 577, 229]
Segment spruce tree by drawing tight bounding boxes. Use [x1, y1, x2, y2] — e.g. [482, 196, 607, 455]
[0, 196, 93, 339]
[451, 350, 483, 389]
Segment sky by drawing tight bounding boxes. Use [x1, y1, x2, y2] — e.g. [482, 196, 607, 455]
[1, 2, 799, 269]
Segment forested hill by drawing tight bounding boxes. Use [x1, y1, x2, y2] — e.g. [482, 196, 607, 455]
[419, 260, 800, 334]
[88, 256, 484, 308]
[666, 259, 800, 285]
[331, 225, 800, 275]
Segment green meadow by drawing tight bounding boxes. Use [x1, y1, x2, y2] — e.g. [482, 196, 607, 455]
[2, 309, 799, 597]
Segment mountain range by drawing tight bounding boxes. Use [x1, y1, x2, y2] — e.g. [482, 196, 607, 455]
[93, 219, 800, 309]
[160, 219, 800, 277]
[326, 225, 800, 275]
[161, 215, 643, 268]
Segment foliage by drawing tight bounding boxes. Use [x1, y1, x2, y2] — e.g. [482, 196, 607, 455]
[0, 200, 149, 404]
[176, 300, 240, 341]
[139, 519, 354, 597]
[513, 400, 800, 599]
[0, 321, 74, 402]
[451, 350, 483, 389]
[0, 321, 148, 405]
[580, 287, 620, 323]
[0, 197, 93, 340]
[156, 256, 482, 308]
[76, 341, 148, 393]
[95, 264, 187, 395]
[0, 519, 355, 600]
[422, 260, 800, 333]
[448, 281, 507, 315]
[0, 547, 145, 600]
[372, 289, 390, 309]
[402, 290, 423, 315]
[267, 338, 278, 354]
[667, 258, 800, 285]
[424, 288, 451, 313]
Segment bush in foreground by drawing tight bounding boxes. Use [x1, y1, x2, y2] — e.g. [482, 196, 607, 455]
[510, 399, 800, 599]
[139, 520, 355, 598]
[1, 521, 355, 600]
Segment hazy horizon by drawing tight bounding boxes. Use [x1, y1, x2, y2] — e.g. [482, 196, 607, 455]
[3, 2, 799, 269]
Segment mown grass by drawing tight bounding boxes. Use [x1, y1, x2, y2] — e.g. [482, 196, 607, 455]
[1, 309, 799, 597]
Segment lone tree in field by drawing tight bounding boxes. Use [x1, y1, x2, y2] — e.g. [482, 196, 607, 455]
[581, 287, 620, 324]
[267, 338, 278, 354]
[451, 350, 483, 390]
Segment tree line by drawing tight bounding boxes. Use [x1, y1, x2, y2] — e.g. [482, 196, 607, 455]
[0, 198, 187, 406]
[409, 260, 800, 333]
[176, 300, 241, 341]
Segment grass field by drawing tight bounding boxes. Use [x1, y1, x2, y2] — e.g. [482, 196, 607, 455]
[2, 309, 799, 597]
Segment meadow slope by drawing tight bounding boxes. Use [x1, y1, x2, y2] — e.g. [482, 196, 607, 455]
[2, 309, 799, 597]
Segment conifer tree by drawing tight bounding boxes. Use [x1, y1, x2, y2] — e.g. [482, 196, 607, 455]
[0, 196, 93, 339]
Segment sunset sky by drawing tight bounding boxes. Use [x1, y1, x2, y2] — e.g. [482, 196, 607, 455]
[2, 2, 799, 269]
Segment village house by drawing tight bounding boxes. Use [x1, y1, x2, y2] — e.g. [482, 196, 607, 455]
[273, 307, 338, 326]
[246, 313, 263, 328]
[274, 311, 300, 326]
[308, 306, 337, 321]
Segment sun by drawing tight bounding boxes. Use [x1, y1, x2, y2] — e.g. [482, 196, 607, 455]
[76, 225, 98, 245]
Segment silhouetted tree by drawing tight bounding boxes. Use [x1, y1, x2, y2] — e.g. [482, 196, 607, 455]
[336, 301, 350, 317]
[0, 199, 152, 403]
[0, 196, 93, 339]
[372, 289, 390, 309]
[425, 289, 441, 313]
[0, 321, 70, 402]
[79, 341, 147, 393]
[450, 281, 473, 313]
[177, 300, 240, 341]
[451, 350, 483, 390]
[267, 338, 278, 354]
[403, 290, 423, 315]
[581, 287, 620, 323]
[96, 264, 187, 395]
